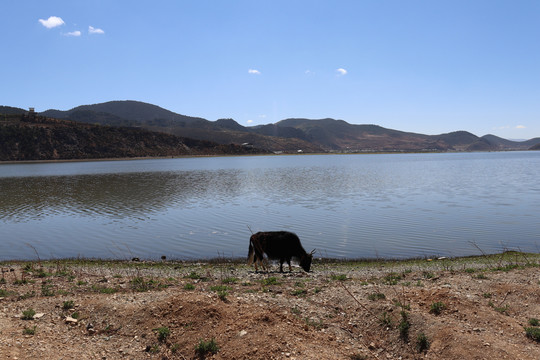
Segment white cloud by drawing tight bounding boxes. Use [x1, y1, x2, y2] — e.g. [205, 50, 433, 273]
[516, 125, 526, 129]
[336, 68, 347, 76]
[248, 69, 261, 75]
[65, 30, 81, 37]
[39, 16, 65, 29]
[247, 119, 254, 124]
[89, 26, 105, 35]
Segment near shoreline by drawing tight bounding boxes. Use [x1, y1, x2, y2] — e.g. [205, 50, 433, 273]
[1, 251, 539, 359]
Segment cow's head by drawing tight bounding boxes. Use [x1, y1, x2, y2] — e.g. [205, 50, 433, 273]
[300, 250, 316, 272]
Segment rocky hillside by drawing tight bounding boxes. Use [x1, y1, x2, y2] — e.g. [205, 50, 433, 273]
[0, 114, 267, 161]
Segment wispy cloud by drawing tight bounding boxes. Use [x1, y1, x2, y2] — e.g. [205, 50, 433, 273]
[248, 69, 261, 75]
[64, 30, 81, 37]
[494, 125, 526, 131]
[89, 26, 105, 35]
[247, 119, 254, 124]
[336, 68, 347, 76]
[39, 16, 65, 29]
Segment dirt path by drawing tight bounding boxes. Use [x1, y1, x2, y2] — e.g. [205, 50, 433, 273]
[1, 254, 539, 359]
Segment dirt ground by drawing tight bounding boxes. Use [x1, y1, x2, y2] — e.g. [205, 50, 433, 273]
[1, 253, 539, 360]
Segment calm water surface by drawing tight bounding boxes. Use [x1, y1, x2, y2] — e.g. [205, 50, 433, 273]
[1, 152, 539, 260]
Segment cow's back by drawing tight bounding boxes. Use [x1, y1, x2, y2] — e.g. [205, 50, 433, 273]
[256, 231, 302, 259]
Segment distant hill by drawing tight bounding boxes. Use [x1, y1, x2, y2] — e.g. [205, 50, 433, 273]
[42, 100, 207, 126]
[41, 101, 323, 153]
[0, 114, 267, 161]
[13, 100, 540, 153]
[482, 134, 540, 150]
[0, 106, 26, 115]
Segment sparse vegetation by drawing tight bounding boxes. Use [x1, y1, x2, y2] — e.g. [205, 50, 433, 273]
[1, 252, 539, 358]
[91, 285, 117, 294]
[23, 326, 36, 335]
[331, 274, 347, 281]
[382, 272, 403, 285]
[210, 285, 230, 301]
[261, 277, 280, 286]
[221, 277, 238, 284]
[379, 311, 393, 327]
[62, 300, 74, 310]
[155, 326, 170, 342]
[430, 301, 446, 315]
[195, 338, 219, 357]
[292, 289, 307, 296]
[416, 332, 430, 352]
[398, 311, 410, 340]
[525, 327, 540, 342]
[184, 283, 196, 290]
[368, 292, 386, 301]
[21, 308, 36, 320]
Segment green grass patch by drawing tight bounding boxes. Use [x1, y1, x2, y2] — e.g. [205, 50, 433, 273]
[184, 283, 196, 290]
[261, 277, 280, 286]
[331, 274, 348, 281]
[292, 289, 307, 297]
[91, 285, 117, 294]
[23, 326, 37, 335]
[416, 332, 430, 353]
[525, 327, 540, 342]
[21, 308, 36, 320]
[367, 292, 386, 301]
[429, 302, 446, 315]
[195, 338, 219, 357]
[62, 300, 74, 310]
[221, 277, 238, 284]
[382, 272, 403, 285]
[155, 326, 170, 342]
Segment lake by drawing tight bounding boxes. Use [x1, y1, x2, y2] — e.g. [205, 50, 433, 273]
[1, 152, 539, 261]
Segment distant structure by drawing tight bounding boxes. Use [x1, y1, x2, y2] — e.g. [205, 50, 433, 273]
[28, 107, 36, 119]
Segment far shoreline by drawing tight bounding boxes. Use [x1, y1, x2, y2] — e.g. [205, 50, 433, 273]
[0, 149, 532, 165]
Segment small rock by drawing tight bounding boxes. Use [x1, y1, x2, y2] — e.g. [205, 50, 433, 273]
[33, 313, 45, 319]
[239, 330, 248, 337]
[65, 316, 78, 324]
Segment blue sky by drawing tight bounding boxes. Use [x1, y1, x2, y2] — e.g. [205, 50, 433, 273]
[2, 1, 539, 139]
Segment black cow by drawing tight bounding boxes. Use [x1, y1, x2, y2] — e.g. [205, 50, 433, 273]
[247, 231, 314, 272]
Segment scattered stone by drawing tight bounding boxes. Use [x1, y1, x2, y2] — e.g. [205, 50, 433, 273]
[65, 316, 78, 324]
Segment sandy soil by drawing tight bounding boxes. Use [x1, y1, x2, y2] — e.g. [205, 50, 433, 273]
[1, 254, 539, 359]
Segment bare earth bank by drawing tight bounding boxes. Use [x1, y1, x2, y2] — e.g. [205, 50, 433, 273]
[1, 253, 539, 360]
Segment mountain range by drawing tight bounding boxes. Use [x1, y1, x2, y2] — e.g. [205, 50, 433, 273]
[4, 101, 540, 153]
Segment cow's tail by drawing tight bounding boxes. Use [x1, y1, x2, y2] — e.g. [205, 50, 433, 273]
[247, 240, 254, 265]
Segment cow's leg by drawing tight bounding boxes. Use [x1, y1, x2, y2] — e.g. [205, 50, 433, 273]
[287, 259, 292, 272]
[279, 259, 285, 273]
[254, 256, 259, 272]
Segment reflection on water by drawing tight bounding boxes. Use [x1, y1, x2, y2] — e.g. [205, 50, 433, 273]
[1, 152, 539, 260]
